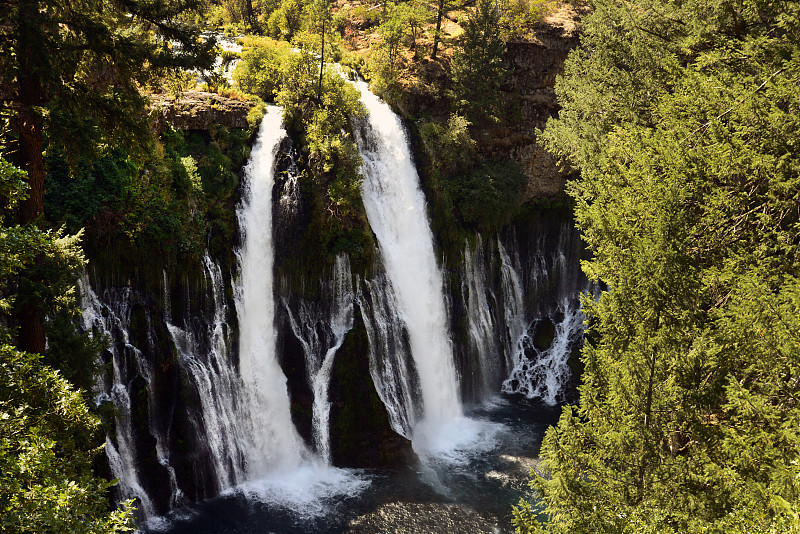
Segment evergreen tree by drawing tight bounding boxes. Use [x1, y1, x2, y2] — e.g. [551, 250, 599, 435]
[449, 0, 506, 123]
[0, 0, 215, 353]
[517, 0, 800, 532]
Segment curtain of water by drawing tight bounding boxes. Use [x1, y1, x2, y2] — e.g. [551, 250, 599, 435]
[353, 81, 462, 434]
[234, 107, 309, 476]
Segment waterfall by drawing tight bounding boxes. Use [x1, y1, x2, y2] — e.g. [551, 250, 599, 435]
[498, 225, 590, 405]
[283, 254, 355, 463]
[234, 106, 309, 476]
[462, 236, 504, 399]
[164, 256, 247, 490]
[80, 281, 160, 517]
[353, 80, 462, 436]
[358, 272, 420, 438]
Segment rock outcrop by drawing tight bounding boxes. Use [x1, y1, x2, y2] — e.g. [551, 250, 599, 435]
[150, 91, 256, 132]
[500, 3, 586, 199]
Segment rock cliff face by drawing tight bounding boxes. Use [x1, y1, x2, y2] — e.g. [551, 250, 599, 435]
[150, 91, 255, 132]
[501, 4, 586, 199]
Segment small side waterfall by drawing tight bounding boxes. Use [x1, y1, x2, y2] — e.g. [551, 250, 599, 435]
[235, 106, 308, 476]
[462, 235, 504, 399]
[164, 256, 246, 490]
[283, 254, 355, 463]
[81, 282, 160, 517]
[498, 224, 591, 405]
[353, 80, 462, 436]
[358, 272, 420, 438]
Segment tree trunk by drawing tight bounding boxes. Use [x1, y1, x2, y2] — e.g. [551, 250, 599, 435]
[431, 0, 445, 59]
[14, 106, 45, 225]
[18, 309, 46, 355]
[318, 19, 325, 100]
[246, 0, 254, 29]
[14, 0, 48, 355]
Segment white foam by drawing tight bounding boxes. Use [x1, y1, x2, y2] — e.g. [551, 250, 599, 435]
[235, 465, 371, 517]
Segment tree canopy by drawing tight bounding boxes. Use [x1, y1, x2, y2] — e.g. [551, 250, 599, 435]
[515, 0, 800, 532]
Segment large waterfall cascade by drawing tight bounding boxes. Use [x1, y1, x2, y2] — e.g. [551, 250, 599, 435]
[234, 106, 309, 476]
[353, 80, 463, 442]
[80, 86, 590, 526]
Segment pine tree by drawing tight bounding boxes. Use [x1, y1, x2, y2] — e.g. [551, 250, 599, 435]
[517, 0, 800, 531]
[449, 0, 506, 123]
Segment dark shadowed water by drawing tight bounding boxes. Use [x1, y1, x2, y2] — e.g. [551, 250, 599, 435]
[143, 396, 560, 534]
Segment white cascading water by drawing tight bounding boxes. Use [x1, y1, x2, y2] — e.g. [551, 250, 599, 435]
[80, 280, 159, 518]
[358, 273, 419, 438]
[234, 106, 367, 509]
[498, 239, 527, 372]
[311, 255, 354, 463]
[283, 253, 354, 463]
[499, 229, 589, 405]
[503, 299, 583, 404]
[353, 80, 473, 452]
[462, 235, 503, 398]
[235, 106, 308, 476]
[165, 256, 247, 489]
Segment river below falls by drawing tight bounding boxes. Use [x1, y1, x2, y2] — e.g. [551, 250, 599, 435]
[143, 397, 560, 534]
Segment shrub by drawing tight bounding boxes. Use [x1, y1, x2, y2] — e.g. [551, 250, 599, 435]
[444, 158, 528, 231]
[233, 37, 293, 100]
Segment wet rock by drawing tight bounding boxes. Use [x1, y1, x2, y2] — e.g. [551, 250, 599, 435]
[347, 502, 500, 534]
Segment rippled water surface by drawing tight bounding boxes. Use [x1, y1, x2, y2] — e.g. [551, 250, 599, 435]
[145, 397, 560, 534]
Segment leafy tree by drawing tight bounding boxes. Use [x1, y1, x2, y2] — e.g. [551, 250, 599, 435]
[449, 0, 507, 122]
[266, 0, 304, 40]
[233, 37, 294, 100]
[517, 0, 800, 532]
[418, 113, 475, 177]
[0, 0, 215, 354]
[0, 158, 133, 532]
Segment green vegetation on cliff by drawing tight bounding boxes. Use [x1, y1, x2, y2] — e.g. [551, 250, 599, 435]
[0, 159, 134, 532]
[514, 0, 800, 532]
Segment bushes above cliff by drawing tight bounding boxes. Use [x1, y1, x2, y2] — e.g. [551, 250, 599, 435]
[44, 125, 249, 268]
[234, 36, 372, 265]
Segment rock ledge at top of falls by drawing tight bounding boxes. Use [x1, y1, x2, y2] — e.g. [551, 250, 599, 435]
[149, 91, 256, 132]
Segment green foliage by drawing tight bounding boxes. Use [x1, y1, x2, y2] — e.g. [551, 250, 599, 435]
[233, 37, 294, 100]
[44, 126, 247, 265]
[444, 158, 527, 231]
[496, 0, 550, 41]
[276, 51, 372, 261]
[235, 30, 371, 263]
[0, 158, 133, 532]
[418, 114, 475, 177]
[266, 0, 304, 40]
[521, 0, 800, 531]
[0, 346, 135, 534]
[449, 0, 507, 123]
[365, 0, 429, 100]
[0, 0, 216, 163]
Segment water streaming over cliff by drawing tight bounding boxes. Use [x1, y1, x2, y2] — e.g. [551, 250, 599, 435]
[234, 106, 309, 476]
[353, 80, 463, 444]
[282, 254, 355, 463]
[80, 84, 592, 530]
